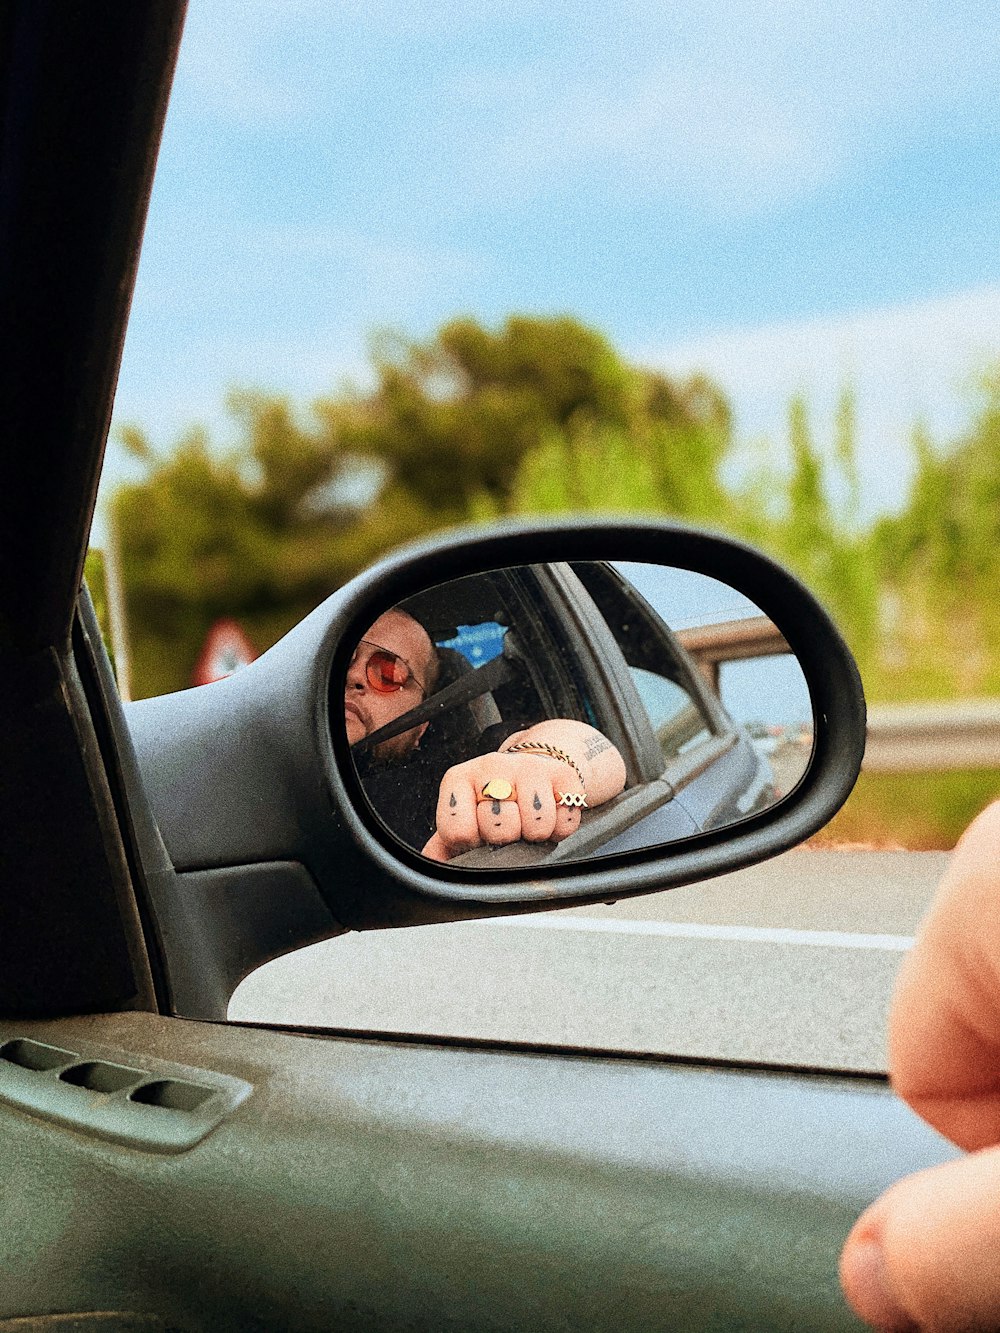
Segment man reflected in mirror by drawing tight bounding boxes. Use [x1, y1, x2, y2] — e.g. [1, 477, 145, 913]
[345, 609, 441, 761]
[346, 609, 626, 860]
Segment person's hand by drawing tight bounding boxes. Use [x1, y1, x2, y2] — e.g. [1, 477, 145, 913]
[421, 749, 585, 861]
[840, 801, 1000, 1331]
[421, 719, 626, 863]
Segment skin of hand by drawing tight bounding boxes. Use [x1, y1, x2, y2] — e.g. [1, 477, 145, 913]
[839, 801, 1000, 1332]
[421, 719, 626, 862]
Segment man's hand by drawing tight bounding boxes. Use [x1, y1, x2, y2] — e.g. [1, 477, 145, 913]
[840, 802, 1000, 1331]
[421, 719, 626, 863]
[421, 750, 584, 861]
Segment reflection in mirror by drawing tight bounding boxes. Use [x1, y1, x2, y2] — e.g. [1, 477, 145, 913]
[342, 561, 814, 870]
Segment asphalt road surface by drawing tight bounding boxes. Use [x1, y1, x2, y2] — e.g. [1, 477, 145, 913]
[230, 849, 949, 1074]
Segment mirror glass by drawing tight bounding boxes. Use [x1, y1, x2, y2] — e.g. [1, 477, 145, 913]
[341, 561, 814, 869]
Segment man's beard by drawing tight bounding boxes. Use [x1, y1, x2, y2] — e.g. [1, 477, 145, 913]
[346, 700, 422, 765]
[370, 728, 422, 763]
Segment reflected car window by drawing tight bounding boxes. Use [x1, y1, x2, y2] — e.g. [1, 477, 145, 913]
[627, 666, 713, 763]
[569, 559, 717, 771]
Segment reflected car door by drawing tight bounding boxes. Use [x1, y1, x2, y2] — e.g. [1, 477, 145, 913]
[538, 562, 771, 857]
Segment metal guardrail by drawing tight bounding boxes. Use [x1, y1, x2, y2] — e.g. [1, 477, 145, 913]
[677, 617, 789, 691]
[863, 699, 1000, 773]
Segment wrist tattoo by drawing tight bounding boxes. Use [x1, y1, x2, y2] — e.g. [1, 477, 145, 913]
[583, 732, 612, 760]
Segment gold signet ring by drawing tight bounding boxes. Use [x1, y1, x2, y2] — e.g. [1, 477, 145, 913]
[481, 778, 514, 802]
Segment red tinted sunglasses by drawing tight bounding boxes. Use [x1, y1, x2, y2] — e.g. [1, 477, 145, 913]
[354, 640, 426, 694]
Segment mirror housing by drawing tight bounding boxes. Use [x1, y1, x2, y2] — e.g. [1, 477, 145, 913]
[126, 518, 865, 929]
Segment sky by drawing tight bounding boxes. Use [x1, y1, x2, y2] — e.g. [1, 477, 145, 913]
[617, 563, 812, 727]
[102, 0, 1000, 533]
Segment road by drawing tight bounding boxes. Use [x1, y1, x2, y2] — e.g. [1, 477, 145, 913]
[229, 849, 949, 1074]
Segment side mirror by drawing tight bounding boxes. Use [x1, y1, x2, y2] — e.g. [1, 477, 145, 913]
[344, 561, 812, 868]
[126, 517, 864, 928]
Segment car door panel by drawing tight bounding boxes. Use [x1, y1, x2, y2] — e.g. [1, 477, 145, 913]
[553, 782, 702, 860]
[0, 1014, 954, 1332]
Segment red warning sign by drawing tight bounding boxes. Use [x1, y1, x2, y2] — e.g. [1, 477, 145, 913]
[191, 619, 258, 686]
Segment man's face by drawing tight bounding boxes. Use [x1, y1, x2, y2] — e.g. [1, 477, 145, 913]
[345, 609, 434, 761]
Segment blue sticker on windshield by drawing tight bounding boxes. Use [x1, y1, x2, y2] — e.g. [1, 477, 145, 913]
[438, 622, 507, 667]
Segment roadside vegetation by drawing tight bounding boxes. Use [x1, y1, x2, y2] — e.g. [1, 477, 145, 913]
[87, 315, 1000, 847]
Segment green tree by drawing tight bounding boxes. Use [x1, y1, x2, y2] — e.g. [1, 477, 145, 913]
[729, 389, 878, 667]
[94, 324, 1000, 848]
[111, 396, 368, 697]
[108, 318, 734, 696]
[318, 316, 730, 523]
[109, 315, 736, 698]
[870, 372, 1000, 698]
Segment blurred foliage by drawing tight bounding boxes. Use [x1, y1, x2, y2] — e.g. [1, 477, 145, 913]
[104, 316, 732, 696]
[83, 547, 115, 679]
[84, 547, 108, 628]
[811, 771, 1000, 851]
[315, 315, 729, 521]
[107, 397, 401, 698]
[92, 313, 1000, 844]
[869, 371, 1000, 702]
[727, 387, 879, 673]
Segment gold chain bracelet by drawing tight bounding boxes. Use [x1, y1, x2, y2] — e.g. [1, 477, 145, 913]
[499, 740, 586, 793]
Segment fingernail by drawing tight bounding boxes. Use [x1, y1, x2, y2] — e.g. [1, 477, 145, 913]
[841, 1239, 917, 1331]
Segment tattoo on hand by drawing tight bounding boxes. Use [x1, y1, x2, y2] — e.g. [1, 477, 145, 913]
[583, 731, 611, 760]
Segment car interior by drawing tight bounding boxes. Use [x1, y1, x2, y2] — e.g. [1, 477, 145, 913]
[352, 566, 578, 763]
[349, 566, 579, 854]
[349, 560, 764, 868]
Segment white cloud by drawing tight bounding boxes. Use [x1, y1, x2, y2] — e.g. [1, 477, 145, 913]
[129, 217, 484, 321]
[636, 285, 1000, 516]
[171, 0, 544, 131]
[448, 63, 835, 214]
[166, 2, 999, 215]
[432, 0, 1000, 214]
